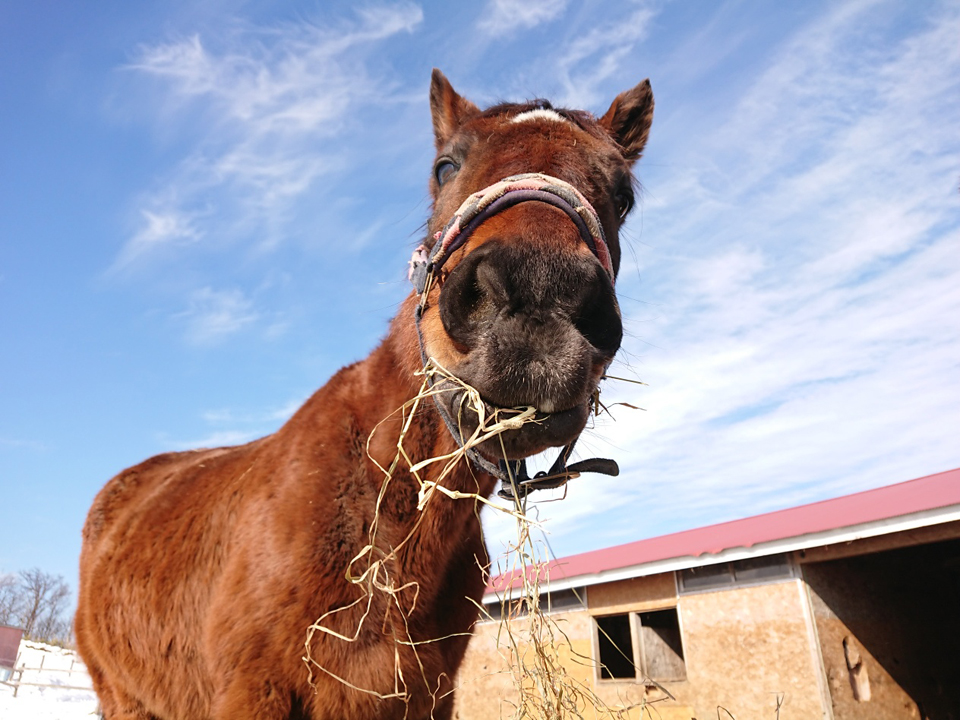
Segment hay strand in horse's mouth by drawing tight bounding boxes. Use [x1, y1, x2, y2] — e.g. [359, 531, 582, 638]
[303, 358, 647, 718]
[602, 373, 649, 386]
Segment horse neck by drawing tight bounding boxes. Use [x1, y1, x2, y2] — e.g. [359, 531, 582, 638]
[350, 295, 497, 578]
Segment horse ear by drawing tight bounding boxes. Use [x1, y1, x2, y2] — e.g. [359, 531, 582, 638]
[599, 79, 654, 163]
[430, 69, 480, 150]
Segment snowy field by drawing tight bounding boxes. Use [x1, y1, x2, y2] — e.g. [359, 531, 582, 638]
[0, 640, 99, 720]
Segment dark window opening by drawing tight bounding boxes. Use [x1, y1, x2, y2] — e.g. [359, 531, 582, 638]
[596, 614, 635, 679]
[595, 608, 686, 682]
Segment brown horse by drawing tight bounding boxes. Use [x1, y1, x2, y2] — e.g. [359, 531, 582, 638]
[75, 69, 653, 720]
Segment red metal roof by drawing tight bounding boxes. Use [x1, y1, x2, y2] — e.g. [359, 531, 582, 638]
[489, 467, 960, 593]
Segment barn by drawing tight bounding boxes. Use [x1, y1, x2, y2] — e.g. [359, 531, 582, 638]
[455, 467, 960, 719]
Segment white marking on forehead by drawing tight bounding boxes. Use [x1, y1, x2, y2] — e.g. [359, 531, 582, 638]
[510, 108, 568, 125]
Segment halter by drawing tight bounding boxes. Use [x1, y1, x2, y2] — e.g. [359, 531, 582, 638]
[409, 173, 620, 501]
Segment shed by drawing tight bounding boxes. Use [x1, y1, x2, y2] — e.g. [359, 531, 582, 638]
[456, 467, 960, 719]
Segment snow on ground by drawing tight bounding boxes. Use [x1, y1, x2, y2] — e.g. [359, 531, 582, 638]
[0, 640, 100, 720]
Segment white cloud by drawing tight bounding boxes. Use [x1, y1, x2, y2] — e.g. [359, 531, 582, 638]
[129, 5, 423, 130]
[603, 1, 960, 538]
[0, 437, 47, 452]
[111, 209, 202, 272]
[459, 1, 655, 110]
[201, 396, 305, 426]
[477, 0, 570, 37]
[168, 429, 262, 450]
[178, 287, 259, 345]
[553, 6, 656, 108]
[177, 395, 307, 451]
[115, 3, 424, 271]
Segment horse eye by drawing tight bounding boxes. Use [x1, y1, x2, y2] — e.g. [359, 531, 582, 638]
[435, 159, 459, 186]
[616, 191, 634, 220]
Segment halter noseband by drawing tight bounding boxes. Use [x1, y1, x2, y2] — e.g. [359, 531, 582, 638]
[410, 173, 615, 294]
[409, 172, 620, 502]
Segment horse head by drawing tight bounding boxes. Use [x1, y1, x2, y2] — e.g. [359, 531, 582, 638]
[413, 70, 654, 462]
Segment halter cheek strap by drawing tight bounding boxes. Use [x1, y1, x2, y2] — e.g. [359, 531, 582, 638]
[410, 172, 619, 501]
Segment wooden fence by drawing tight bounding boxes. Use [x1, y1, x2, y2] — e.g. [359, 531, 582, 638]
[0, 652, 96, 698]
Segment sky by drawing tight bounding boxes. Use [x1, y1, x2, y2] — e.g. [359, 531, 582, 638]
[1, 0, 958, 596]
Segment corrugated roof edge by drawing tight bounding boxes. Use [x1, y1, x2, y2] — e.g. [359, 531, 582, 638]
[486, 467, 960, 598]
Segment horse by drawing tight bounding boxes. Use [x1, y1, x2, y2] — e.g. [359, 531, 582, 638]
[75, 68, 653, 720]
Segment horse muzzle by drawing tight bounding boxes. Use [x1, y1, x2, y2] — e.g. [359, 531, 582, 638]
[412, 173, 622, 462]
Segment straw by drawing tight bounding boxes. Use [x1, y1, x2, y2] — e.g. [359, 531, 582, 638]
[302, 359, 652, 718]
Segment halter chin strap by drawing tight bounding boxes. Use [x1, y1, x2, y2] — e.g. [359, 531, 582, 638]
[410, 172, 620, 501]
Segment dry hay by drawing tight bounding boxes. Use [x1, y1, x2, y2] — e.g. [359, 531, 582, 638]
[303, 358, 658, 718]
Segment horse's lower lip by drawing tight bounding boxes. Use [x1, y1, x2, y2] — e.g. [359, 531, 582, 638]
[440, 388, 591, 461]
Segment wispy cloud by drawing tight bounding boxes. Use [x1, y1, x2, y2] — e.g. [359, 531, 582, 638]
[178, 287, 259, 345]
[552, 6, 656, 107]
[111, 209, 202, 272]
[477, 0, 570, 37]
[114, 3, 424, 271]
[171, 395, 308, 450]
[166, 429, 262, 451]
[0, 437, 48, 452]
[201, 397, 304, 426]
[453, 2, 657, 112]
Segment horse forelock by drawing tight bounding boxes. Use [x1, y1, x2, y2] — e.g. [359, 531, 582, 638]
[510, 108, 566, 124]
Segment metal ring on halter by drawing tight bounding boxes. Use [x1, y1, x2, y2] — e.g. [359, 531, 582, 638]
[410, 173, 620, 501]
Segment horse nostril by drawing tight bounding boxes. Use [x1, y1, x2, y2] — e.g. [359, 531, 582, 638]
[474, 258, 511, 308]
[572, 266, 622, 356]
[438, 244, 500, 349]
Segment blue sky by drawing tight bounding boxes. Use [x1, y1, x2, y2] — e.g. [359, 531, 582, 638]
[2, 0, 958, 593]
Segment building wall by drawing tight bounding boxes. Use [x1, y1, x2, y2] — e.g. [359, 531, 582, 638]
[454, 573, 824, 719]
[588, 573, 676, 614]
[675, 580, 824, 719]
